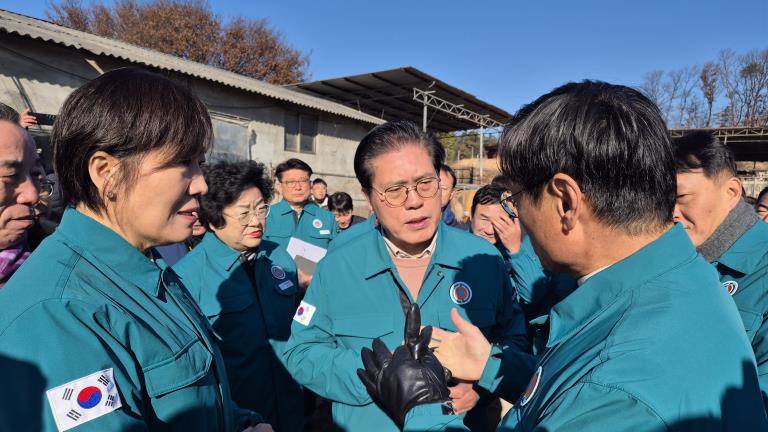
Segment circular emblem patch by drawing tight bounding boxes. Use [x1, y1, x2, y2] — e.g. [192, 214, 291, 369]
[519, 366, 543, 407]
[723, 280, 739, 296]
[449, 282, 473, 305]
[271, 265, 286, 280]
[312, 218, 323, 229]
[77, 386, 102, 409]
[296, 306, 306, 316]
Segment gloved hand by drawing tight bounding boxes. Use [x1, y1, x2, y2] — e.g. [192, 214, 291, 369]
[357, 304, 451, 429]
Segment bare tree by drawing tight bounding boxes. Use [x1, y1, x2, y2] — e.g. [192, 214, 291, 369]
[699, 62, 719, 127]
[47, 0, 310, 84]
[641, 70, 666, 109]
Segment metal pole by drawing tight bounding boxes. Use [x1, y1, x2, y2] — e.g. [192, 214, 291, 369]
[423, 102, 428, 132]
[479, 126, 484, 183]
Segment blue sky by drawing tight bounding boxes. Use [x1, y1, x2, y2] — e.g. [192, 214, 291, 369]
[4, 0, 767, 113]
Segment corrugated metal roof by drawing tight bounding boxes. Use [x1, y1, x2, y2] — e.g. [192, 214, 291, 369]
[0, 9, 383, 125]
[288, 67, 513, 132]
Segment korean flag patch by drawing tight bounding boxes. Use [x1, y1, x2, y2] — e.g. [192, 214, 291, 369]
[293, 300, 317, 326]
[46, 368, 122, 431]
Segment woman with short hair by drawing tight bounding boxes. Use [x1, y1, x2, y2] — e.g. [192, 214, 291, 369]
[0, 68, 269, 431]
[175, 160, 304, 432]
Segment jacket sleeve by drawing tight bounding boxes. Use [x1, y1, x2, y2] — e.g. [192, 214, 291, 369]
[476, 256, 537, 400]
[0, 301, 150, 432]
[281, 265, 373, 406]
[752, 315, 768, 413]
[402, 404, 469, 431]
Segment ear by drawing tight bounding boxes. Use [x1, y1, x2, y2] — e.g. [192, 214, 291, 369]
[362, 187, 374, 213]
[87, 151, 120, 197]
[275, 180, 283, 197]
[724, 176, 743, 209]
[549, 173, 583, 233]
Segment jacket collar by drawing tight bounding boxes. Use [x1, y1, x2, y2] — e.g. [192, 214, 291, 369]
[273, 199, 318, 217]
[363, 221, 463, 279]
[56, 208, 164, 297]
[199, 232, 243, 271]
[715, 220, 768, 275]
[546, 224, 696, 348]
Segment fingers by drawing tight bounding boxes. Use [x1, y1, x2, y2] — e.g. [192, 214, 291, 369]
[413, 325, 432, 360]
[404, 303, 421, 351]
[356, 368, 377, 395]
[372, 338, 393, 369]
[361, 347, 379, 372]
[450, 308, 481, 337]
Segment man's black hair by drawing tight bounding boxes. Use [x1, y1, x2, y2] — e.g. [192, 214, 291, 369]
[498, 80, 675, 234]
[0, 103, 20, 123]
[275, 158, 312, 181]
[471, 183, 506, 215]
[672, 131, 737, 178]
[354, 120, 443, 192]
[327, 192, 354, 213]
[312, 178, 327, 187]
[440, 164, 458, 188]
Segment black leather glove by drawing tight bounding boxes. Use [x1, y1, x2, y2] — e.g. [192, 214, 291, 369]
[357, 304, 451, 429]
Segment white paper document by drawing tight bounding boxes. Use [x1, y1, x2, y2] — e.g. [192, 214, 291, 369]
[286, 237, 328, 276]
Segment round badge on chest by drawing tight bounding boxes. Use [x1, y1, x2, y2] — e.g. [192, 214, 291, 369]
[312, 218, 323, 229]
[449, 282, 473, 305]
[723, 280, 738, 296]
[271, 265, 286, 280]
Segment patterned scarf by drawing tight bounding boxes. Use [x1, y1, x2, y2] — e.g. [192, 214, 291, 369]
[0, 237, 30, 285]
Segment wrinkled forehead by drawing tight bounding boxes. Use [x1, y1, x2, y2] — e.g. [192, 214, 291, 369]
[0, 121, 34, 162]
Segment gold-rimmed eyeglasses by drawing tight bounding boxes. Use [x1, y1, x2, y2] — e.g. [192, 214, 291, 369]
[227, 204, 270, 226]
[281, 179, 310, 188]
[372, 177, 441, 207]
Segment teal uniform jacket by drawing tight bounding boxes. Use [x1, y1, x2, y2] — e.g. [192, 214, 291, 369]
[0, 209, 260, 432]
[710, 220, 768, 411]
[283, 222, 534, 431]
[405, 224, 768, 431]
[174, 233, 304, 432]
[265, 199, 337, 250]
[328, 214, 376, 251]
[498, 237, 576, 355]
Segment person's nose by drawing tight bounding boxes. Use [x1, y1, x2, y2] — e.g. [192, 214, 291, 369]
[16, 174, 39, 207]
[672, 204, 683, 222]
[403, 187, 424, 210]
[189, 162, 208, 196]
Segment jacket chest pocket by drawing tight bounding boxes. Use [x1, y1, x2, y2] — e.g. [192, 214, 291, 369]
[438, 307, 497, 336]
[143, 339, 216, 398]
[333, 313, 396, 351]
[737, 309, 762, 342]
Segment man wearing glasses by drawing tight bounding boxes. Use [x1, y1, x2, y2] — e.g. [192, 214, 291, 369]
[0, 103, 40, 286]
[283, 120, 533, 431]
[357, 82, 768, 431]
[265, 158, 337, 251]
[471, 183, 575, 353]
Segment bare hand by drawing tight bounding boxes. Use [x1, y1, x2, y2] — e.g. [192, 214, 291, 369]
[241, 423, 273, 432]
[18, 108, 37, 129]
[449, 381, 479, 414]
[432, 309, 492, 381]
[297, 269, 312, 291]
[491, 211, 522, 254]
